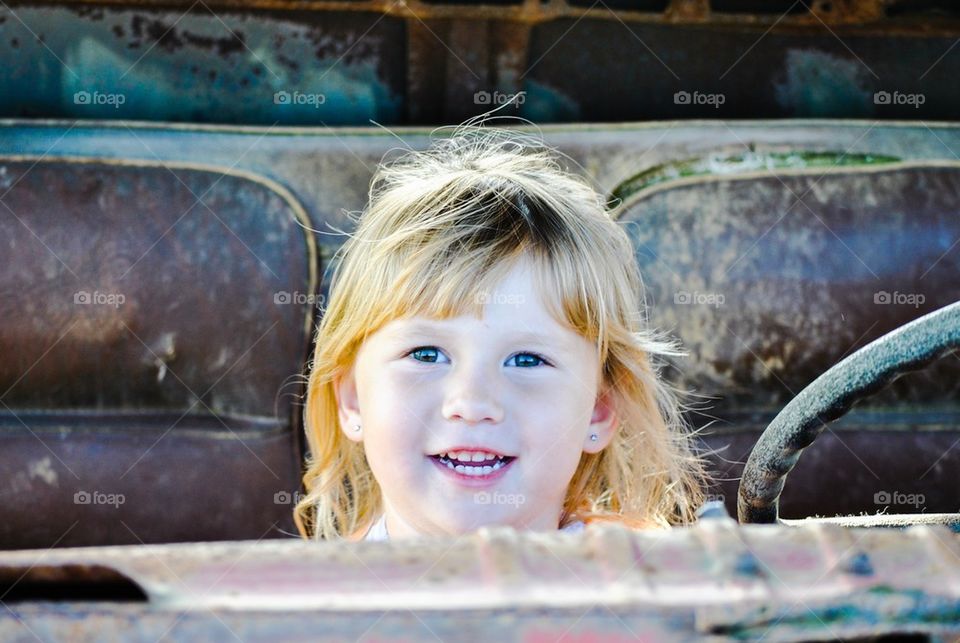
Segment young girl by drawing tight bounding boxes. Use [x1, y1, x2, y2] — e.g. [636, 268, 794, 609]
[294, 121, 708, 542]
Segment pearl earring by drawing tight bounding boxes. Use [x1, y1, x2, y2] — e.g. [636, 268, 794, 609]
[590, 433, 598, 442]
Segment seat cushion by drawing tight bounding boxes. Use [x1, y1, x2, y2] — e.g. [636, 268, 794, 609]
[0, 158, 317, 548]
[617, 163, 960, 518]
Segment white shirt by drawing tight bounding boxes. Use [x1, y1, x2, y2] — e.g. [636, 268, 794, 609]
[362, 514, 586, 541]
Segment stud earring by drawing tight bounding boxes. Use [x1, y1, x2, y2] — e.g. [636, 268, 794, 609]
[590, 433, 598, 442]
[353, 423, 362, 432]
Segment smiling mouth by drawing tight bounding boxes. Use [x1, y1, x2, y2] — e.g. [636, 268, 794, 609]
[428, 454, 517, 472]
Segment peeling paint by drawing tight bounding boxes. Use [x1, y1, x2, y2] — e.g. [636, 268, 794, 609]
[611, 150, 901, 203]
[28, 457, 58, 487]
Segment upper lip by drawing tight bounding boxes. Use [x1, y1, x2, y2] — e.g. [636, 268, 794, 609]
[429, 446, 516, 458]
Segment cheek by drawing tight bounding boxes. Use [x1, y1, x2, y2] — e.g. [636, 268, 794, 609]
[520, 383, 595, 454]
[357, 370, 433, 458]
[523, 377, 596, 422]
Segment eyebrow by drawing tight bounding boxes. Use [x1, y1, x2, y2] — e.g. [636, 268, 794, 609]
[388, 321, 569, 349]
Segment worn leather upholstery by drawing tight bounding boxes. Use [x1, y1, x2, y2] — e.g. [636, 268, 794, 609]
[617, 163, 960, 518]
[0, 159, 316, 549]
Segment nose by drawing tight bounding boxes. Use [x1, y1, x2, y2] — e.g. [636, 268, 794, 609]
[441, 360, 505, 425]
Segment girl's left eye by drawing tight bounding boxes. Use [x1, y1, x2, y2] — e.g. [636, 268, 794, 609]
[405, 346, 550, 367]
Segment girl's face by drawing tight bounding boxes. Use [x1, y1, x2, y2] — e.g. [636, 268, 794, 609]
[335, 256, 618, 539]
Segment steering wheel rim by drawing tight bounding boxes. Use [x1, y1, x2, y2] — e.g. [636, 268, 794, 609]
[737, 300, 960, 524]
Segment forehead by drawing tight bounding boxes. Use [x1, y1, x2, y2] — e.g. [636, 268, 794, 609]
[368, 251, 594, 353]
[383, 317, 575, 348]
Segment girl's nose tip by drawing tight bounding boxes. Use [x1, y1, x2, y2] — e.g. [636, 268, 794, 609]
[442, 396, 504, 425]
[443, 407, 503, 425]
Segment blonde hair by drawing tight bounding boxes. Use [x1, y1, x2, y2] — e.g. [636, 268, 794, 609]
[295, 120, 709, 541]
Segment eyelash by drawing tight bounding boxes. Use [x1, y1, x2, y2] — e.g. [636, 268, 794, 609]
[403, 346, 553, 368]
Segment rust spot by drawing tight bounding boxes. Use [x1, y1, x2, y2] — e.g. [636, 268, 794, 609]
[182, 29, 246, 57]
[129, 16, 243, 55]
[277, 53, 300, 71]
[305, 23, 379, 64]
[130, 16, 185, 53]
[68, 6, 105, 20]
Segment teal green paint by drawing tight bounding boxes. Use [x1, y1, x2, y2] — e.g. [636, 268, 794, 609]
[520, 80, 581, 122]
[774, 49, 875, 117]
[611, 151, 902, 204]
[714, 588, 960, 639]
[1, 7, 402, 124]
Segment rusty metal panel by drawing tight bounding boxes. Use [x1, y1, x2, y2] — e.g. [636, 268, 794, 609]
[0, 5, 406, 124]
[0, 520, 958, 640]
[3, 2, 960, 123]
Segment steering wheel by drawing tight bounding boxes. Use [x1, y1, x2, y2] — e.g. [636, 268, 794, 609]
[737, 300, 960, 524]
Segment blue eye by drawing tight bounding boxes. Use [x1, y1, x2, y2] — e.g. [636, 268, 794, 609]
[405, 347, 550, 367]
[408, 347, 443, 363]
[510, 353, 546, 367]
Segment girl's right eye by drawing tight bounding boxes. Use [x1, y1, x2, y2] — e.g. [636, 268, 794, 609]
[406, 346, 445, 363]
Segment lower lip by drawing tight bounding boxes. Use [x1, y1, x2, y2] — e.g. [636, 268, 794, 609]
[428, 455, 516, 487]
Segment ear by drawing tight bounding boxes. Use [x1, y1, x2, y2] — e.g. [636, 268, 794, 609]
[584, 386, 618, 453]
[334, 364, 363, 443]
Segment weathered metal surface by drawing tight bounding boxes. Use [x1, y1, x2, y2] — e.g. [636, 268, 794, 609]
[406, 17, 532, 124]
[617, 162, 960, 411]
[1, 520, 959, 640]
[3, 0, 949, 27]
[0, 157, 316, 548]
[2, 4, 960, 123]
[738, 301, 960, 523]
[0, 6, 405, 124]
[701, 420, 960, 520]
[611, 150, 903, 204]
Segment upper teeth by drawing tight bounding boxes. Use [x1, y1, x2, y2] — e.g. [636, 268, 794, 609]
[441, 451, 503, 463]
